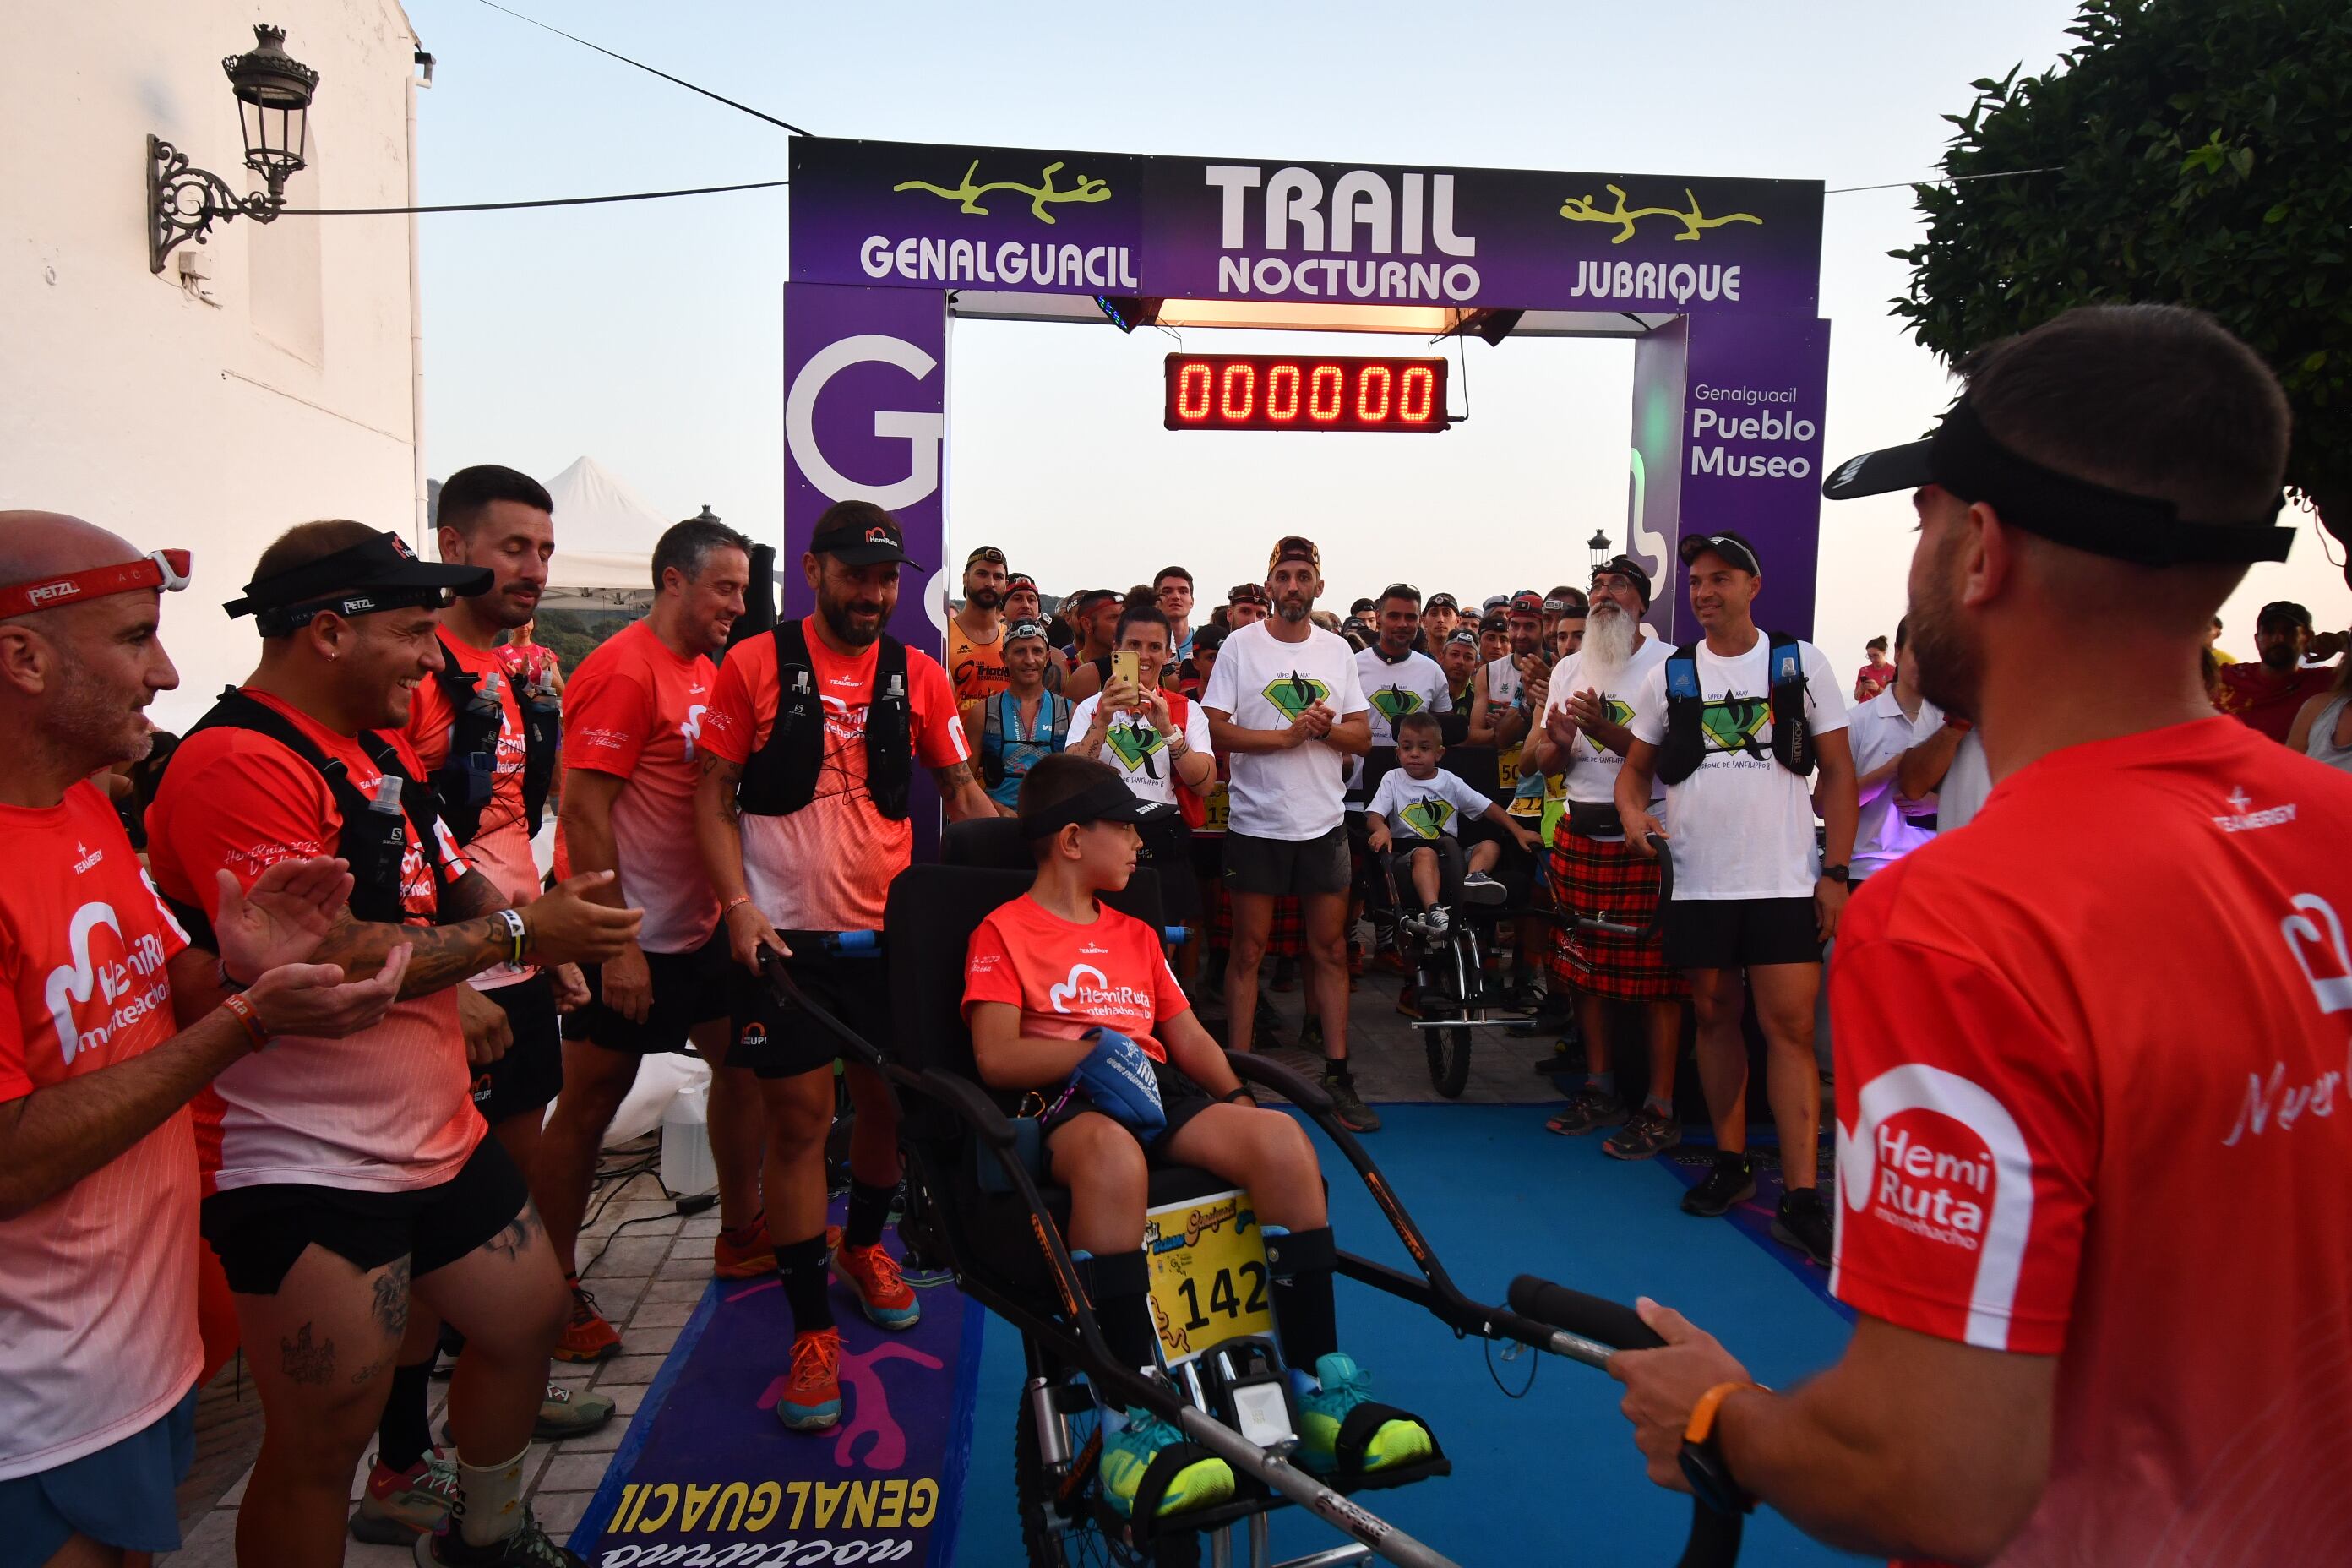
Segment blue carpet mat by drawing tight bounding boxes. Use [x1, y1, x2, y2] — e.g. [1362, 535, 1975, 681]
[1657, 1132, 1854, 1322]
[569, 1110, 1863, 1566]
[954, 1104, 1864, 1566]
[572, 1200, 983, 1567]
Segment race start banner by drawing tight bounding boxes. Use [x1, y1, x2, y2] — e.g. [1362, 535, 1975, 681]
[781, 135, 1833, 643]
[570, 1222, 981, 1568]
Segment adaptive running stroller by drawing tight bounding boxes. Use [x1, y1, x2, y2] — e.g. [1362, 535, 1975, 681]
[759, 827, 1740, 1568]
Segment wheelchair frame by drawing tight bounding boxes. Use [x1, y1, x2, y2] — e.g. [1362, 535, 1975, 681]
[755, 873, 1735, 1568]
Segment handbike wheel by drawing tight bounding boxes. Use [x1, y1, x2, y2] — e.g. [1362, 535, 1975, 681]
[1015, 1377, 1200, 1567]
[1424, 929, 1476, 1098]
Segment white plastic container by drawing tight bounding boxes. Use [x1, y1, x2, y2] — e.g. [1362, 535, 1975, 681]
[659, 1078, 717, 1196]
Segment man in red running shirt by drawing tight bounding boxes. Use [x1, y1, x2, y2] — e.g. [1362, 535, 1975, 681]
[695, 501, 995, 1433]
[0, 513, 402, 1568]
[542, 516, 771, 1362]
[1607, 306, 2352, 1565]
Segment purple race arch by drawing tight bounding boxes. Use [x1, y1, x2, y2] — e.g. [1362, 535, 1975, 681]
[781, 136, 1831, 649]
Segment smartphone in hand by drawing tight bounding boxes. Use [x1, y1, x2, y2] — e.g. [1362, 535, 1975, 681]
[1111, 650, 1141, 701]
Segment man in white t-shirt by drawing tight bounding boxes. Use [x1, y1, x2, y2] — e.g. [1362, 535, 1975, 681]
[1526, 557, 1689, 1159]
[1896, 705, 1989, 832]
[1072, 600, 1214, 928]
[1200, 536, 1377, 1132]
[1615, 531, 1857, 1266]
[1845, 615, 1942, 881]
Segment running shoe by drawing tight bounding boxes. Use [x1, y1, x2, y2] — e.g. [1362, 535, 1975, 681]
[828, 1227, 921, 1330]
[413, 1505, 583, 1567]
[351, 1451, 458, 1544]
[1772, 1188, 1834, 1266]
[1680, 1152, 1756, 1217]
[1459, 872, 1507, 905]
[1321, 1071, 1382, 1134]
[776, 1327, 844, 1430]
[713, 1211, 773, 1280]
[534, 1380, 616, 1440]
[1603, 1106, 1683, 1162]
[1295, 1353, 1434, 1477]
[1098, 1408, 1236, 1519]
[1545, 1085, 1625, 1136]
[551, 1281, 621, 1363]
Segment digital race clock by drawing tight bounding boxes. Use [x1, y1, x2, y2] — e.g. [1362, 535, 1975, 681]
[1163, 353, 1451, 433]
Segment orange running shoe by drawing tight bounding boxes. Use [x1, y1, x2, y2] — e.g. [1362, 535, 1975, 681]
[828, 1225, 920, 1329]
[552, 1278, 622, 1363]
[776, 1327, 843, 1430]
[713, 1211, 774, 1280]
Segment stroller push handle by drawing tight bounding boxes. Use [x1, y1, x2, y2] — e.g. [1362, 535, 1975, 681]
[1507, 1273, 1746, 1568]
[1575, 832, 1674, 939]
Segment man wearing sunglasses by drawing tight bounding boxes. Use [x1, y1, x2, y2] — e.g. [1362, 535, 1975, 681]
[0, 515, 411, 1568]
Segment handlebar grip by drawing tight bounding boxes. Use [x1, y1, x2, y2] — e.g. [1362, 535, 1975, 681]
[1506, 1275, 1664, 1351]
[1675, 1500, 1745, 1568]
[826, 930, 880, 956]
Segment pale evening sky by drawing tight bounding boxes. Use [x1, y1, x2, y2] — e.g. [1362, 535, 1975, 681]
[408, 0, 2349, 666]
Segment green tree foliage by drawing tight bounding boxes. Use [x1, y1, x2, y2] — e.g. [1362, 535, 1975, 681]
[526, 608, 634, 673]
[1893, 0, 2352, 561]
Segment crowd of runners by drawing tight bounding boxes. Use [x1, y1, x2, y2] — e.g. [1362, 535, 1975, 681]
[2, 304, 2349, 1568]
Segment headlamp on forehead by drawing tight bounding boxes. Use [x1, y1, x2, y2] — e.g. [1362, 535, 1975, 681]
[0, 548, 192, 619]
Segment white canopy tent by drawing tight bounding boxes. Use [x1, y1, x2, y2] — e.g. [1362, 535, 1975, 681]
[527, 455, 677, 609]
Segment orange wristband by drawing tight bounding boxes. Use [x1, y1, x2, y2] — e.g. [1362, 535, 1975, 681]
[220, 992, 272, 1053]
[1685, 1379, 1765, 1444]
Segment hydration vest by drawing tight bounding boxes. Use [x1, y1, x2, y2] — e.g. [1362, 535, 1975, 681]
[1655, 632, 1816, 786]
[736, 619, 913, 820]
[422, 634, 563, 844]
[164, 689, 451, 942]
[981, 689, 1071, 789]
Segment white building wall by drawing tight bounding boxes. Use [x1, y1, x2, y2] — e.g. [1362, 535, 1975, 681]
[0, 0, 424, 733]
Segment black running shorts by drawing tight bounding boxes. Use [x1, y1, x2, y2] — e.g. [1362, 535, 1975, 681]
[1223, 824, 1351, 898]
[199, 1135, 531, 1296]
[1662, 896, 1823, 971]
[729, 938, 892, 1081]
[568, 929, 733, 1054]
[470, 972, 563, 1124]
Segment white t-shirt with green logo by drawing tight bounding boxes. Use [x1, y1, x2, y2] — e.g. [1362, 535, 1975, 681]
[1366, 766, 1493, 841]
[1353, 645, 1452, 747]
[1544, 637, 1674, 814]
[1200, 620, 1368, 839]
[1069, 689, 1212, 807]
[1625, 631, 1847, 900]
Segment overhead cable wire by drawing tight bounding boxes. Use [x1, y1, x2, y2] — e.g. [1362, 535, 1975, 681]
[1827, 166, 2061, 194]
[275, 177, 788, 216]
[474, 0, 813, 135]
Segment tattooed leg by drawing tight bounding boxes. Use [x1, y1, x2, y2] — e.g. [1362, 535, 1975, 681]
[231, 1245, 406, 1566]
[414, 1198, 568, 1465]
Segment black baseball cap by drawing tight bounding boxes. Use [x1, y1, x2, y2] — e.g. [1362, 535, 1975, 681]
[227, 529, 489, 634]
[1821, 396, 2292, 568]
[1228, 582, 1271, 607]
[2257, 600, 2313, 632]
[1020, 773, 1177, 840]
[1679, 531, 1762, 576]
[1591, 554, 1653, 608]
[810, 504, 923, 569]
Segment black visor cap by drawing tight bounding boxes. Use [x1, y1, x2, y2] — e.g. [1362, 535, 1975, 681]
[1021, 776, 1178, 840]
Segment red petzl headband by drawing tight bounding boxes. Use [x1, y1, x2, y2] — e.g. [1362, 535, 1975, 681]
[0, 549, 191, 619]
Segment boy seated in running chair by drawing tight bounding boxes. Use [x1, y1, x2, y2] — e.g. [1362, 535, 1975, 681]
[962, 754, 1435, 1519]
[1364, 712, 1539, 940]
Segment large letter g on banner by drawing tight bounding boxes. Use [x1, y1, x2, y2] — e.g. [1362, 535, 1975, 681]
[785, 334, 944, 512]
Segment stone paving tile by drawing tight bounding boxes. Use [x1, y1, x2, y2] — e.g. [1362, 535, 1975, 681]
[555, 1413, 634, 1455]
[591, 1353, 669, 1386]
[581, 1236, 673, 1277]
[537, 1450, 617, 1494]
[627, 1297, 700, 1329]
[537, 1489, 596, 1537]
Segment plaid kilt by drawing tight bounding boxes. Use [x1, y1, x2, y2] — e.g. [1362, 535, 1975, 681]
[1548, 832, 1688, 1002]
[1210, 885, 1305, 956]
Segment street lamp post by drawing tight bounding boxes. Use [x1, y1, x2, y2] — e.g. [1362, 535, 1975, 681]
[149, 24, 320, 274]
[1587, 528, 1613, 574]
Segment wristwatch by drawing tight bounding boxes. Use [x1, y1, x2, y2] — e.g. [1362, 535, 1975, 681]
[1820, 864, 1850, 885]
[1679, 1380, 1762, 1516]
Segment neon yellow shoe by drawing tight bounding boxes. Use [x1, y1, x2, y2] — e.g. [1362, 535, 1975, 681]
[1097, 1409, 1236, 1519]
[1296, 1353, 1435, 1476]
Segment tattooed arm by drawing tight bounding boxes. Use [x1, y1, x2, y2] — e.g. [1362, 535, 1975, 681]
[934, 759, 997, 823]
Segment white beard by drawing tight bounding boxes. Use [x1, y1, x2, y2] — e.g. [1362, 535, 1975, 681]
[1578, 606, 1637, 683]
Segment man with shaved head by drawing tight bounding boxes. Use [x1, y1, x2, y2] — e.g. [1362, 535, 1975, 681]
[144, 519, 645, 1566]
[0, 511, 408, 1568]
